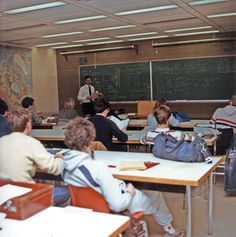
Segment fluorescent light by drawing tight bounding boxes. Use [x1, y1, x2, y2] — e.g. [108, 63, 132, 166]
[60, 45, 135, 55]
[86, 40, 124, 46]
[189, 0, 226, 6]
[52, 44, 83, 49]
[128, 35, 168, 41]
[36, 42, 68, 47]
[174, 30, 219, 36]
[208, 12, 236, 18]
[55, 15, 107, 24]
[115, 5, 177, 16]
[72, 37, 110, 43]
[116, 32, 157, 38]
[42, 31, 83, 38]
[89, 25, 136, 32]
[4, 2, 66, 14]
[165, 26, 212, 33]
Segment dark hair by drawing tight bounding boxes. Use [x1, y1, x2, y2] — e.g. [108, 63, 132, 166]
[64, 117, 95, 150]
[21, 97, 34, 108]
[84, 75, 92, 80]
[94, 97, 110, 113]
[7, 109, 30, 132]
[154, 105, 171, 125]
[0, 99, 8, 115]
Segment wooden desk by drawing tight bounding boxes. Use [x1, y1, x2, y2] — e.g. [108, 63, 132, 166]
[94, 150, 222, 237]
[1, 206, 130, 237]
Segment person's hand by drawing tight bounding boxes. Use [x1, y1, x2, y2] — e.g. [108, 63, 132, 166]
[54, 153, 64, 159]
[86, 95, 91, 100]
[126, 183, 136, 198]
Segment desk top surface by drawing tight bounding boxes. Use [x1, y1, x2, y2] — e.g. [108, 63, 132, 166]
[94, 150, 222, 186]
[2, 206, 129, 237]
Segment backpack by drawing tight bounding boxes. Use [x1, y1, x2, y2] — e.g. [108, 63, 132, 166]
[172, 111, 190, 122]
[152, 133, 212, 163]
[224, 135, 236, 193]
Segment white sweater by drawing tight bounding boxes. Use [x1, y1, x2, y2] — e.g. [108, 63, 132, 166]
[0, 132, 62, 183]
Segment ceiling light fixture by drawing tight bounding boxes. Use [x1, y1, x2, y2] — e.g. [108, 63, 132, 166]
[36, 42, 68, 47]
[42, 31, 83, 38]
[116, 32, 157, 38]
[55, 15, 107, 24]
[128, 35, 168, 41]
[86, 40, 124, 46]
[115, 5, 177, 16]
[52, 44, 83, 49]
[174, 30, 219, 36]
[208, 12, 236, 18]
[165, 26, 212, 33]
[72, 37, 110, 43]
[189, 0, 226, 6]
[4, 2, 66, 14]
[89, 25, 136, 32]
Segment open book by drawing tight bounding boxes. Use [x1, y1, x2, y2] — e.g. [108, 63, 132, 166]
[108, 115, 129, 130]
[120, 160, 146, 171]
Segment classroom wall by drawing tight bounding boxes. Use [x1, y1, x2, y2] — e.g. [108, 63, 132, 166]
[56, 32, 236, 116]
[32, 48, 59, 114]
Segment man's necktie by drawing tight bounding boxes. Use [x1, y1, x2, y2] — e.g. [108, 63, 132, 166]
[88, 85, 91, 96]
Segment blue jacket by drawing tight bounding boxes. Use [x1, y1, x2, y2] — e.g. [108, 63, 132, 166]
[0, 115, 11, 138]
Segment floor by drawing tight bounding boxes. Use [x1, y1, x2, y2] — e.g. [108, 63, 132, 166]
[143, 177, 236, 237]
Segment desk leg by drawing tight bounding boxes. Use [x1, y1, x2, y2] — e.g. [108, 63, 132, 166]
[208, 173, 213, 235]
[186, 185, 191, 237]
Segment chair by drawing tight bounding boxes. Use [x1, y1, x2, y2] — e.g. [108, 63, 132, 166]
[68, 185, 148, 237]
[89, 141, 107, 151]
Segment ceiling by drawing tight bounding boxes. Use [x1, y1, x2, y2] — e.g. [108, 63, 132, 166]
[0, 0, 236, 49]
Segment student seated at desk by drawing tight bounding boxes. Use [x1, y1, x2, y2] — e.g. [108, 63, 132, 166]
[62, 117, 185, 237]
[147, 98, 180, 129]
[210, 95, 236, 132]
[141, 105, 193, 145]
[88, 97, 128, 150]
[21, 96, 42, 125]
[0, 98, 11, 137]
[58, 98, 78, 124]
[0, 109, 69, 206]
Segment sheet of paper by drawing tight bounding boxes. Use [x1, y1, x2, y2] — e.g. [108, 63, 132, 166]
[0, 184, 32, 205]
[108, 116, 129, 130]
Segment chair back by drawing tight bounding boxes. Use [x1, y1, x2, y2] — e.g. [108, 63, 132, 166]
[68, 185, 110, 213]
[216, 128, 234, 155]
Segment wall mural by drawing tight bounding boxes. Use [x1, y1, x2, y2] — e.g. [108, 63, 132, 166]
[0, 46, 32, 109]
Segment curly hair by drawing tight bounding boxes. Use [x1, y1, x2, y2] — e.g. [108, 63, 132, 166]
[8, 109, 30, 132]
[64, 117, 96, 150]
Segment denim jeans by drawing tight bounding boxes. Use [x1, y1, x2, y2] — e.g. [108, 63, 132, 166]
[53, 186, 70, 206]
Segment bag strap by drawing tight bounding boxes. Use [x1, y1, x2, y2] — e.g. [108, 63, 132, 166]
[164, 132, 185, 153]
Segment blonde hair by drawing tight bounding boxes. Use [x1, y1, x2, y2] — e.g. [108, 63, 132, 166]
[64, 98, 75, 109]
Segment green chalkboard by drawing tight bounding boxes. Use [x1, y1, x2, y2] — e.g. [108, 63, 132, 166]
[80, 62, 150, 101]
[152, 56, 236, 100]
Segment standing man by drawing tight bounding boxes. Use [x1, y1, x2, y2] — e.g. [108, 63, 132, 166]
[77, 75, 96, 116]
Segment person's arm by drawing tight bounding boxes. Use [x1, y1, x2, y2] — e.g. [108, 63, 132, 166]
[109, 120, 128, 142]
[140, 130, 158, 144]
[169, 114, 180, 126]
[147, 113, 157, 128]
[30, 139, 63, 175]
